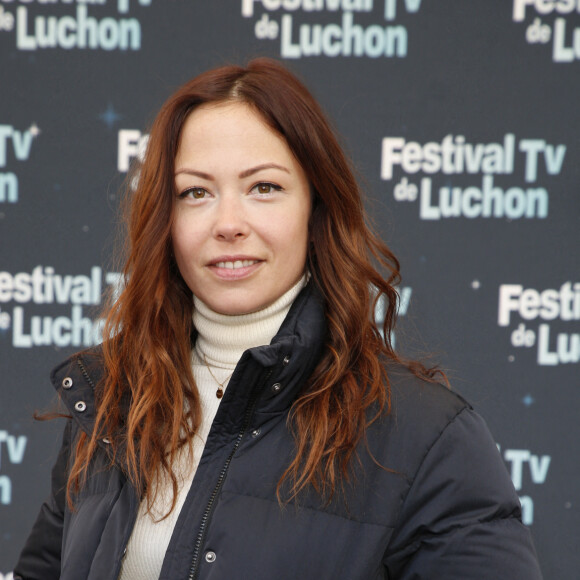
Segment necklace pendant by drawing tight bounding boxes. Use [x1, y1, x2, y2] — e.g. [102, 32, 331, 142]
[216, 387, 224, 399]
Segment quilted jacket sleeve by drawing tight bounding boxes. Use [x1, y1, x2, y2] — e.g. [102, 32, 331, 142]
[383, 407, 543, 579]
[13, 419, 72, 580]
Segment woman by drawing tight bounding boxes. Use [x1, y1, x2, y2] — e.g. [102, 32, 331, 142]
[14, 58, 542, 579]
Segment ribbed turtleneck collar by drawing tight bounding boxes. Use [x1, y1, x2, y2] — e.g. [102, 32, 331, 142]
[192, 275, 308, 370]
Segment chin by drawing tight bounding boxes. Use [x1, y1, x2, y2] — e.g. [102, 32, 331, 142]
[209, 301, 261, 316]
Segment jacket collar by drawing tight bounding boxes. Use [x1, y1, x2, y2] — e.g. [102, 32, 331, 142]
[51, 281, 327, 437]
[245, 280, 327, 417]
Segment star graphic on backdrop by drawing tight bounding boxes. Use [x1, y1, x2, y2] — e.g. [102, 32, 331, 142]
[29, 123, 41, 137]
[99, 104, 123, 128]
[522, 394, 534, 406]
[471, 279, 481, 290]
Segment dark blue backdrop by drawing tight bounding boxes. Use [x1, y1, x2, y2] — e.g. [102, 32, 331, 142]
[1, 1, 579, 578]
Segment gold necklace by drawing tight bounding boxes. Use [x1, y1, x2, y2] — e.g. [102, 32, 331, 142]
[202, 353, 234, 399]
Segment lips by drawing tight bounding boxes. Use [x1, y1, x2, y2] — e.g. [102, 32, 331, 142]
[214, 259, 260, 269]
[207, 256, 264, 280]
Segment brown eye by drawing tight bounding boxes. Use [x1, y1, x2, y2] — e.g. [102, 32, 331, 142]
[253, 183, 281, 195]
[179, 187, 207, 199]
[257, 183, 272, 194]
[191, 188, 206, 198]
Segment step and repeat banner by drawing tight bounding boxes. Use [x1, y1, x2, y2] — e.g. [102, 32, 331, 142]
[1, 1, 578, 578]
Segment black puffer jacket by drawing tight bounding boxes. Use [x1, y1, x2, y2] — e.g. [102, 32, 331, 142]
[15, 284, 542, 579]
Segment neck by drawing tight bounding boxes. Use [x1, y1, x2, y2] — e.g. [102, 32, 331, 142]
[192, 275, 308, 369]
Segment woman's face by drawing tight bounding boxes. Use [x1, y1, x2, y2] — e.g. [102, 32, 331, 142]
[172, 101, 311, 315]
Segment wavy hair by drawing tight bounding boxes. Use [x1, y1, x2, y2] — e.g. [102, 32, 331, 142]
[68, 58, 439, 511]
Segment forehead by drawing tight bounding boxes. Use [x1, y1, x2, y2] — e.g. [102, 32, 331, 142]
[177, 102, 282, 152]
[174, 101, 307, 182]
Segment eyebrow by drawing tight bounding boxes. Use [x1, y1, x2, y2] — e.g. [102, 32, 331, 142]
[174, 163, 291, 180]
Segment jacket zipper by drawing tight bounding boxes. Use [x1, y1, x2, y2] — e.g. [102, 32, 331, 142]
[76, 357, 96, 389]
[188, 367, 274, 580]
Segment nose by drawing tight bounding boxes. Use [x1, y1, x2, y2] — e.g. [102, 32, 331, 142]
[211, 193, 250, 242]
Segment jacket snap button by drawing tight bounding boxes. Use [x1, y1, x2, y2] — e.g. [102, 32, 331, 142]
[282, 355, 290, 366]
[205, 551, 217, 563]
[74, 401, 87, 412]
[251, 428, 261, 438]
[62, 377, 73, 389]
[271, 383, 282, 394]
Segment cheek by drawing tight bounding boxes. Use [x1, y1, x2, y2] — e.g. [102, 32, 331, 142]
[173, 212, 197, 247]
[171, 220, 200, 267]
[290, 207, 311, 243]
[170, 223, 184, 257]
[278, 213, 310, 260]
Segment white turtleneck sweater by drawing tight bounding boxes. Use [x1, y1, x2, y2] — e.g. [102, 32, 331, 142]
[118, 275, 307, 580]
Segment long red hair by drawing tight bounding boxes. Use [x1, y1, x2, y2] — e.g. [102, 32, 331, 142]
[68, 58, 439, 511]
